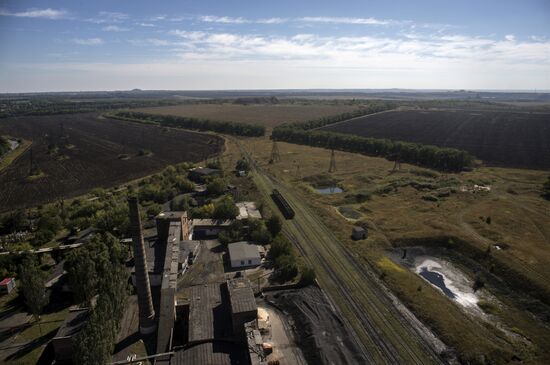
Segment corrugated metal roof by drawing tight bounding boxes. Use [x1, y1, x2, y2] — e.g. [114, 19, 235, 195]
[227, 277, 257, 314]
[228, 242, 260, 262]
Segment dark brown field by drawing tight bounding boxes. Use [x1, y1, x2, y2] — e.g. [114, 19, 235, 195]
[320, 109, 550, 169]
[0, 113, 223, 212]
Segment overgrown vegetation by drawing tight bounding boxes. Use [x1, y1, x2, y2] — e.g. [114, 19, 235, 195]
[112, 110, 266, 137]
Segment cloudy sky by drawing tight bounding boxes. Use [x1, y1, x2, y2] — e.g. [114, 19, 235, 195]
[0, 0, 549, 92]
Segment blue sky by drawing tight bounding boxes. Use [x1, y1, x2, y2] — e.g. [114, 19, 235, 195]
[0, 0, 549, 92]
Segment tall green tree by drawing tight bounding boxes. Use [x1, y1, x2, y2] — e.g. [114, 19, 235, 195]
[213, 196, 239, 219]
[266, 215, 283, 237]
[18, 256, 49, 323]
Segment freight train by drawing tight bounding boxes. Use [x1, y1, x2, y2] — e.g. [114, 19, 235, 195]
[271, 189, 295, 219]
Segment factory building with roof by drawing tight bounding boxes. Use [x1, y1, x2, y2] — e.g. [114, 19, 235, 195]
[228, 241, 262, 268]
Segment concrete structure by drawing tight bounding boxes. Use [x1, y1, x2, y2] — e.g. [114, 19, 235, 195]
[235, 201, 262, 220]
[52, 309, 88, 363]
[128, 197, 156, 335]
[191, 219, 233, 239]
[0, 277, 15, 294]
[228, 242, 261, 268]
[156, 211, 191, 241]
[227, 277, 258, 338]
[352, 226, 368, 240]
[155, 221, 180, 357]
[188, 167, 222, 183]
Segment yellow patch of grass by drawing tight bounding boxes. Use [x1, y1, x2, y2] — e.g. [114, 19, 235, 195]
[377, 256, 406, 273]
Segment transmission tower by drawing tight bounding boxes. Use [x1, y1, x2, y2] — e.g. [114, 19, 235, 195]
[328, 149, 336, 173]
[270, 140, 281, 163]
[392, 155, 401, 172]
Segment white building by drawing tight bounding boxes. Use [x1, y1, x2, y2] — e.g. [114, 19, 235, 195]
[228, 241, 261, 268]
[235, 201, 262, 220]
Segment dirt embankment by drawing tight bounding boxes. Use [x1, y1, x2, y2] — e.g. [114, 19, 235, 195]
[264, 286, 367, 365]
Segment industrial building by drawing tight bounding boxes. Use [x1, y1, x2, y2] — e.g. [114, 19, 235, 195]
[190, 219, 233, 239]
[228, 242, 262, 268]
[124, 197, 264, 365]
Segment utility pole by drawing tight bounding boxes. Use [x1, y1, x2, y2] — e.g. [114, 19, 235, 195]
[328, 149, 336, 173]
[392, 155, 401, 172]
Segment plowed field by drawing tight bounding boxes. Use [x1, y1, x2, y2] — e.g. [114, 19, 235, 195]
[0, 113, 223, 211]
[320, 109, 550, 169]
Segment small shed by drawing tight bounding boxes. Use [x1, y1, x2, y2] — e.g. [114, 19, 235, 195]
[0, 278, 16, 294]
[352, 226, 368, 240]
[228, 242, 261, 268]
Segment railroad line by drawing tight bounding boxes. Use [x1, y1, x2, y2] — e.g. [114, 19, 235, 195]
[229, 135, 447, 364]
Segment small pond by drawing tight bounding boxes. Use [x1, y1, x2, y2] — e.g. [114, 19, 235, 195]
[415, 259, 479, 308]
[316, 186, 343, 194]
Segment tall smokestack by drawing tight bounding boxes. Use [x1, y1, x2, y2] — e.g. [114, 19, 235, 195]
[128, 196, 156, 335]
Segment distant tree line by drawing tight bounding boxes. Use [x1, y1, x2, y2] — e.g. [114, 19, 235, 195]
[271, 103, 474, 172]
[0, 99, 183, 118]
[286, 101, 397, 130]
[112, 111, 266, 137]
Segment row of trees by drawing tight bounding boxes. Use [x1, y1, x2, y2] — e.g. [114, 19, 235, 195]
[0, 99, 181, 118]
[272, 127, 474, 172]
[113, 111, 266, 137]
[286, 101, 397, 130]
[66, 233, 128, 365]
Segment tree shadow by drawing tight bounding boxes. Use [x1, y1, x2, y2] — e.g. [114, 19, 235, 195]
[5, 327, 57, 361]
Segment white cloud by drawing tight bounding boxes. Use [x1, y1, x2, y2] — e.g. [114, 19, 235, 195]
[0, 8, 67, 19]
[86, 11, 128, 24]
[199, 15, 248, 24]
[129, 38, 174, 47]
[102, 25, 129, 32]
[73, 38, 104, 46]
[257, 17, 287, 24]
[163, 30, 550, 71]
[297, 16, 391, 25]
[505, 34, 516, 42]
[138, 23, 156, 27]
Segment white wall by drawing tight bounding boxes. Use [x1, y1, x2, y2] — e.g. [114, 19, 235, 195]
[231, 257, 261, 268]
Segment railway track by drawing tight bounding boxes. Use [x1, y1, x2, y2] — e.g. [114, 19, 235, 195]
[228, 136, 447, 364]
